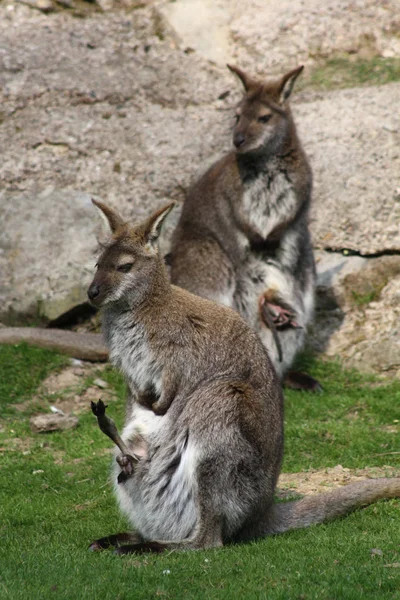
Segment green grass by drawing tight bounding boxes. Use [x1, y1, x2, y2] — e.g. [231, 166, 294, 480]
[304, 57, 400, 91]
[0, 344, 399, 600]
[0, 343, 67, 411]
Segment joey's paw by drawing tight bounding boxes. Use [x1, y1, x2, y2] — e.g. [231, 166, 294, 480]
[151, 400, 169, 416]
[91, 399, 107, 417]
[116, 453, 137, 483]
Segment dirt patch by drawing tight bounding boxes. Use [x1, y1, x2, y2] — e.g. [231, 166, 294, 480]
[277, 464, 400, 499]
[14, 362, 117, 415]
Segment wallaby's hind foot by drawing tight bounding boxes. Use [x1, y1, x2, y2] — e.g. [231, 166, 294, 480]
[260, 292, 301, 331]
[284, 371, 323, 393]
[113, 542, 168, 555]
[113, 534, 223, 555]
[89, 531, 143, 552]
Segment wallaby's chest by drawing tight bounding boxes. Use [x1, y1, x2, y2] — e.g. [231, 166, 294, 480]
[104, 315, 163, 396]
[241, 165, 296, 240]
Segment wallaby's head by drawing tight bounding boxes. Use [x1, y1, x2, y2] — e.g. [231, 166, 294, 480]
[87, 200, 175, 309]
[227, 65, 304, 155]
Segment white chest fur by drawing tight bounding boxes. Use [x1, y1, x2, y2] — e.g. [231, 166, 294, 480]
[103, 312, 163, 396]
[242, 168, 298, 240]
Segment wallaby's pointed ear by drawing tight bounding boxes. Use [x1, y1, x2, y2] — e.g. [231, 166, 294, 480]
[142, 202, 176, 252]
[278, 66, 304, 103]
[227, 64, 255, 92]
[92, 199, 125, 234]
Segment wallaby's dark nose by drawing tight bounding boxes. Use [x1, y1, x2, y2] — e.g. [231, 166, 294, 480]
[234, 132, 245, 148]
[87, 284, 100, 301]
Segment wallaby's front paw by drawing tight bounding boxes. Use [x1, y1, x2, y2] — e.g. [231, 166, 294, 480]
[116, 453, 137, 483]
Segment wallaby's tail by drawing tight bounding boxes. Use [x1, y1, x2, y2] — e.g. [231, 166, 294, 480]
[264, 478, 400, 535]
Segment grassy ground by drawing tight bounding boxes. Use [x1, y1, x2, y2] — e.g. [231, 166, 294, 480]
[0, 343, 399, 600]
[299, 56, 400, 92]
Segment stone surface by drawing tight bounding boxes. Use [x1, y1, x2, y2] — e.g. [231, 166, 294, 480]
[0, 189, 106, 321]
[30, 412, 79, 432]
[159, 0, 400, 71]
[298, 85, 400, 255]
[0, 0, 399, 374]
[310, 253, 400, 375]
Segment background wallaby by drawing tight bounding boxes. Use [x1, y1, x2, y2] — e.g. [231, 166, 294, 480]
[168, 65, 317, 390]
[87, 200, 400, 554]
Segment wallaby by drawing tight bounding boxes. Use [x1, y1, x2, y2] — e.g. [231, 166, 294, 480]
[168, 65, 317, 390]
[87, 200, 399, 554]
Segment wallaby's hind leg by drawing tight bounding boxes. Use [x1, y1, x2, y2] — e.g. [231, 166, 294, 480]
[113, 518, 224, 555]
[113, 460, 225, 555]
[89, 531, 144, 551]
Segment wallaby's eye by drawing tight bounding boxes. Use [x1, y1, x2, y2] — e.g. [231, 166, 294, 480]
[258, 114, 272, 124]
[234, 114, 240, 124]
[117, 263, 134, 273]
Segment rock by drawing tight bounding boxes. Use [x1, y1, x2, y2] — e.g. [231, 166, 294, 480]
[310, 254, 400, 374]
[0, 0, 399, 375]
[159, 0, 231, 64]
[16, 0, 55, 13]
[298, 85, 400, 255]
[0, 189, 106, 323]
[159, 0, 400, 72]
[0, 328, 108, 361]
[93, 377, 108, 389]
[30, 412, 79, 433]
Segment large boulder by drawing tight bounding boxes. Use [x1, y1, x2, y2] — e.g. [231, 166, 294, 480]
[0, 0, 399, 375]
[0, 189, 102, 322]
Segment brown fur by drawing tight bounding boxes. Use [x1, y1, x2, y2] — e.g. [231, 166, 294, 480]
[168, 66, 316, 382]
[87, 201, 399, 554]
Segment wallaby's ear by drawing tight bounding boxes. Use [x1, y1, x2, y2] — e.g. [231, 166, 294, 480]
[92, 199, 125, 234]
[227, 64, 256, 92]
[142, 202, 176, 252]
[278, 66, 304, 103]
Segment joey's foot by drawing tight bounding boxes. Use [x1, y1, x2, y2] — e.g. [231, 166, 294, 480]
[284, 371, 323, 393]
[116, 453, 137, 484]
[260, 298, 301, 330]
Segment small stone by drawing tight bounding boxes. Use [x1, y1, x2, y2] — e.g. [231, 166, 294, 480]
[93, 378, 108, 389]
[17, 0, 55, 12]
[55, 0, 75, 7]
[50, 405, 65, 415]
[370, 548, 383, 557]
[30, 413, 79, 433]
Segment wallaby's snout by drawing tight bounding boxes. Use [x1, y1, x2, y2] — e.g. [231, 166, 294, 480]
[233, 131, 245, 149]
[87, 281, 100, 304]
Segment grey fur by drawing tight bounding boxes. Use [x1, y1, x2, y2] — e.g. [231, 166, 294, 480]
[168, 66, 316, 378]
[87, 201, 400, 553]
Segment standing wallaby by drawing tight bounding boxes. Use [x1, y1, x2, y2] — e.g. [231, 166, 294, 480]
[87, 200, 399, 554]
[168, 65, 317, 390]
